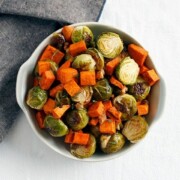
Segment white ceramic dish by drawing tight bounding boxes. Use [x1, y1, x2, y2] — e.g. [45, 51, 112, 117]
[16, 22, 164, 161]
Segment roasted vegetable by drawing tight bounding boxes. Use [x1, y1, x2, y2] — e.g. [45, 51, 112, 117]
[113, 94, 137, 120]
[100, 133, 125, 153]
[26, 25, 158, 159]
[128, 44, 148, 67]
[129, 76, 151, 101]
[26, 86, 47, 110]
[93, 79, 112, 101]
[122, 116, 148, 143]
[86, 48, 104, 70]
[66, 109, 89, 130]
[55, 90, 71, 107]
[72, 54, 96, 70]
[52, 33, 65, 50]
[69, 40, 87, 57]
[116, 57, 139, 85]
[97, 32, 123, 58]
[71, 26, 94, 47]
[71, 86, 93, 104]
[70, 134, 96, 158]
[44, 115, 69, 137]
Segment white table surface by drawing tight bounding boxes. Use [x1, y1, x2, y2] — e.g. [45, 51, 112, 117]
[1, 0, 180, 179]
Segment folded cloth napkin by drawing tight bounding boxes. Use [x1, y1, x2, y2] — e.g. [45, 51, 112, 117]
[0, 0, 106, 142]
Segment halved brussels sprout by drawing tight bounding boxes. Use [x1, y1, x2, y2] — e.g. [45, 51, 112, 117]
[116, 57, 139, 85]
[113, 94, 137, 120]
[70, 134, 96, 158]
[93, 79, 112, 101]
[122, 116, 148, 143]
[44, 115, 69, 137]
[71, 86, 93, 104]
[52, 33, 65, 50]
[97, 32, 123, 58]
[26, 86, 47, 110]
[72, 54, 96, 70]
[55, 90, 71, 107]
[128, 76, 151, 101]
[100, 133, 125, 153]
[86, 48, 104, 70]
[66, 109, 89, 130]
[71, 26, 94, 47]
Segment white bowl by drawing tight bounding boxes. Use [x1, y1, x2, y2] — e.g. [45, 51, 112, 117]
[16, 22, 165, 161]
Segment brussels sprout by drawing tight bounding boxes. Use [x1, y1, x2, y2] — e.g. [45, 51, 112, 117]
[97, 32, 123, 58]
[100, 133, 125, 153]
[44, 115, 69, 137]
[116, 57, 139, 85]
[26, 86, 47, 110]
[86, 48, 104, 70]
[71, 86, 93, 104]
[93, 79, 112, 101]
[128, 76, 151, 101]
[72, 54, 96, 70]
[52, 33, 65, 50]
[70, 134, 96, 158]
[122, 116, 148, 143]
[66, 109, 89, 130]
[55, 90, 71, 107]
[113, 94, 137, 120]
[71, 26, 94, 46]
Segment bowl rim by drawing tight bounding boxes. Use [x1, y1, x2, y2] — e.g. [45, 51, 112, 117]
[16, 22, 165, 162]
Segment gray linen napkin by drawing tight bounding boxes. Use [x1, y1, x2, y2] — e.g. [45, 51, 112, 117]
[0, 0, 106, 142]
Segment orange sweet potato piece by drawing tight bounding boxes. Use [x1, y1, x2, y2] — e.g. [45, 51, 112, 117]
[39, 45, 64, 64]
[109, 76, 124, 89]
[88, 101, 105, 118]
[38, 61, 51, 76]
[39, 70, 55, 90]
[137, 103, 149, 115]
[63, 79, 81, 96]
[80, 71, 96, 86]
[128, 44, 148, 66]
[106, 106, 122, 121]
[89, 118, 99, 126]
[99, 119, 116, 134]
[58, 58, 73, 70]
[57, 68, 78, 84]
[102, 100, 113, 112]
[65, 129, 74, 144]
[35, 111, 45, 129]
[43, 98, 56, 115]
[69, 40, 87, 57]
[62, 26, 74, 42]
[140, 65, 149, 74]
[72, 132, 90, 145]
[105, 56, 121, 75]
[52, 105, 70, 119]
[143, 69, 160, 86]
